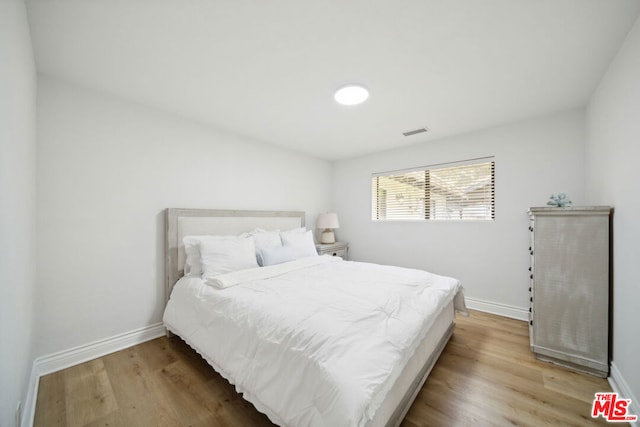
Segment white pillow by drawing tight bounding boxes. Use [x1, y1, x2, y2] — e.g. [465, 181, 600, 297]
[183, 235, 238, 275]
[280, 229, 318, 259]
[199, 236, 259, 278]
[258, 245, 296, 266]
[248, 229, 282, 266]
[280, 227, 306, 236]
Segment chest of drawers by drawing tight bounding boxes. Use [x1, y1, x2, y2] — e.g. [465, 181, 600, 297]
[528, 206, 611, 377]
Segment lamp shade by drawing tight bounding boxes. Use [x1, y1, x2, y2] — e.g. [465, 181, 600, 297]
[316, 213, 340, 229]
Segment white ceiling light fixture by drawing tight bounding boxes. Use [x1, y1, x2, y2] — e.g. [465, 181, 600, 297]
[334, 84, 369, 106]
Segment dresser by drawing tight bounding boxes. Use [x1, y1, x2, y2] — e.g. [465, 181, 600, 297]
[315, 242, 349, 260]
[527, 206, 611, 377]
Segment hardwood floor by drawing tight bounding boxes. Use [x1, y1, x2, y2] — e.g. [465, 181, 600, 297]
[34, 310, 615, 426]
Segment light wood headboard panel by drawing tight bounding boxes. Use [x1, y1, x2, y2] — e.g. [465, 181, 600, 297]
[165, 208, 305, 303]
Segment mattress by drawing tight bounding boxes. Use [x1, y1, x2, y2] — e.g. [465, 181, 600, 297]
[163, 256, 464, 427]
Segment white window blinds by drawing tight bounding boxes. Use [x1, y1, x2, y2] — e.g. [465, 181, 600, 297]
[372, 159, 495, 221]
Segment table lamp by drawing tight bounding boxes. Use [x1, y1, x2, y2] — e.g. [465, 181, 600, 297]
[316, 213, 340, 244]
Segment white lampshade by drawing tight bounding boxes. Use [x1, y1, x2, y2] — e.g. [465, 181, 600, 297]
[316, 213, 340, 230]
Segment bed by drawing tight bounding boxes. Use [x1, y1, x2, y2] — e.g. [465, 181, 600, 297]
[162, 208, 466, 427]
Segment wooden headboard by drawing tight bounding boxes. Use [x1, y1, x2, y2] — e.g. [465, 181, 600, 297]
[165, 208, 305, 303]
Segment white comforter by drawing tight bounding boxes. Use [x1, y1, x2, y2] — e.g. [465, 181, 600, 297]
[163, 256, 464, 427]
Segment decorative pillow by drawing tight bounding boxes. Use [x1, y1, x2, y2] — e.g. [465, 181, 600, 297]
[258, 245, 296, 266]
[280, 229, 318, 259]
[199, 236, 259, 278]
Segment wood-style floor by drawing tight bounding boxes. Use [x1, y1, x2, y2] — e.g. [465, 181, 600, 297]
[34, 310, 614, 426]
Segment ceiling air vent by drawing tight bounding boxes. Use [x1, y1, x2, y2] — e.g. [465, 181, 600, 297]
[402, 127, 429, 137]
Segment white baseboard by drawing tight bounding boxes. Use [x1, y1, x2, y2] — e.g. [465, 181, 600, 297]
[608, 362, 640, 427]
[34, 323, 166, 376]
[465, 297, 529, 321]
[22, 322, 166, 427]
[21, 364, 41, 427]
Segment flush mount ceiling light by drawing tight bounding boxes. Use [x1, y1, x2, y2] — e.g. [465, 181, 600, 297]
[334, 85, 369, 106]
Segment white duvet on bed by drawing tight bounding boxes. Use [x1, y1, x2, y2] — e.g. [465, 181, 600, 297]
[163, 256, 464, 427]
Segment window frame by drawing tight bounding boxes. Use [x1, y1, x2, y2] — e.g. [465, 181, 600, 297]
[371, 157, 495, 222]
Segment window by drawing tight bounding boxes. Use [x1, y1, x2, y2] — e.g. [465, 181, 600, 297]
[372, 158, 495, 221]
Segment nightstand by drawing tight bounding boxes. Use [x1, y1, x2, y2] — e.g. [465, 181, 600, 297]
[315, 242, 349, 260]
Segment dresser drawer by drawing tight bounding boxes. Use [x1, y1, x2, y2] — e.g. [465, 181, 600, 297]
[315, 242, 349, 260]
[328, 248, 347, 258]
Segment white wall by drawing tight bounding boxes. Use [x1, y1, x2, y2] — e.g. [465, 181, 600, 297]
[0, 1, 37, 425]
[36, 76, 332, 356]
[333, 110, 586, 313]
[587, 15, 640, 411]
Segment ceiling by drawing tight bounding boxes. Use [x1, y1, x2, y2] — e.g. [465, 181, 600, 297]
[26, 0, 640, 160]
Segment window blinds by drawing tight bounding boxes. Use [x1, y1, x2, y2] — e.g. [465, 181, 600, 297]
[372, 159, 495, 221]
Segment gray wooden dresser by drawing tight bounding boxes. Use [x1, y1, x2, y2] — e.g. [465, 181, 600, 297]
[527, 206, 611, 377]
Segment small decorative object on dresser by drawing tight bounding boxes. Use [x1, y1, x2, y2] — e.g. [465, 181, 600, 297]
[316, 212, 340, 244]
[315, 241, 349, 260]
[546, 193, 572, 207]
[527, 206, 611, 377]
